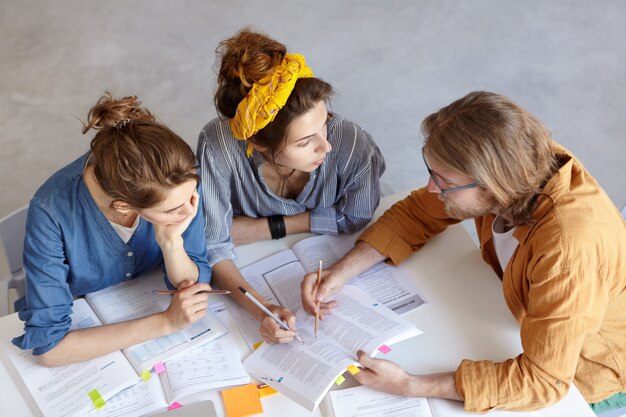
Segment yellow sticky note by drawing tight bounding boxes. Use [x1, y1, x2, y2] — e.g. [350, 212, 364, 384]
[141, 370, 151, 381]
[347, 365, 361, 375]
[253, 341, 263, 350]
[88, 389, 106, 409]
[257, 384, 278, 398]
[222, 383, 263, 417]
[335, 375, 346, 385]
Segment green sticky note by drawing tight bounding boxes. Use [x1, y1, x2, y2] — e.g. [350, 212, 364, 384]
[88, 389, 106, 409]
[335, 375, 346, 385]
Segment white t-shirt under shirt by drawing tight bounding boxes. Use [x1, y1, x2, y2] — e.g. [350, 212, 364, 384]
[109, 215, 140, 244]
[492, 216, 519, 272]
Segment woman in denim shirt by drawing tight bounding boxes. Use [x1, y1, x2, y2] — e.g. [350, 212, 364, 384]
[12, 93, 212, 366]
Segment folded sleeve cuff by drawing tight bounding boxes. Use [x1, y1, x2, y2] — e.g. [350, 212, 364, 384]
[206, 243, 236, 267]
[196, 263, 212, 284]
[357, 223, 414, 266]
[456, 359, 498, 413]
[310, 207, 339, 236]
[13, 304, 72, 355]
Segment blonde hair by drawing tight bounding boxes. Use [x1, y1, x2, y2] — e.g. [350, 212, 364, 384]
[82, 92, 199, 209]
[422, 91, 557, 225]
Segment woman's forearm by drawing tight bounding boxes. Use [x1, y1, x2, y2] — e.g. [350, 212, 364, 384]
[39, 312, 170, 367]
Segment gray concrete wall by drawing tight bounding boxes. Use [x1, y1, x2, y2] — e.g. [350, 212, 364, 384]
[1, 0, 625, 219]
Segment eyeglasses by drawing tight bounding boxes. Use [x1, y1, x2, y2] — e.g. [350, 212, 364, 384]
[422, 148, 480, 195]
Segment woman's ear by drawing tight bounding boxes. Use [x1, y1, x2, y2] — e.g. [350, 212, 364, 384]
[247, 137, 268, 153]
[110, 201, 135, 217]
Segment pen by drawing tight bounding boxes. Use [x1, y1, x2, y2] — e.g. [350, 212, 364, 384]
[238, 286, 304, 343]
[314, 260, 323, 338]
[152, 289, 231, 295]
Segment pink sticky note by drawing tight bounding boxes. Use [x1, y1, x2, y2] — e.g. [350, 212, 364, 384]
[378, 344, 392, 354]
[154, 362, 166, 374]
[168, 402, 182, 410]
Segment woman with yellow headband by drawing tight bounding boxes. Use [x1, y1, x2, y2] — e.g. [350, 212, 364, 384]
[197, 29, 385, 344]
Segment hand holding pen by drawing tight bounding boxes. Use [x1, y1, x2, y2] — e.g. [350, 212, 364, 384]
[239, 287, 304, 343]
[160, 281, 213, 332]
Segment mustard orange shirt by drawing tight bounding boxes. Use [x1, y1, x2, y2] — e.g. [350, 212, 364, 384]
[358, 144, 626, 412]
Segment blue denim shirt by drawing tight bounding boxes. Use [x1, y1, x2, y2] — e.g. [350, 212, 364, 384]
[12, 154, 212, 355]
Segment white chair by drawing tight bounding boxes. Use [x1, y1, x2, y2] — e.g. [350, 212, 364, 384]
[379, 179, 395, 197]
[0, 206, 28, 316]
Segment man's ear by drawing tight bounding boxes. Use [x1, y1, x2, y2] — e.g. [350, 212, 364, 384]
[110, 201, 134, 217]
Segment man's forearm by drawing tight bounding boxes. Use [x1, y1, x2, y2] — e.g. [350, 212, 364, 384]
[332, 240, 386, 281]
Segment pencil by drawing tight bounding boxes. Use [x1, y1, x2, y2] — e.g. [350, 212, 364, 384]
[152, 289, 231, 295]
[314, 260, 323, 338]
[238, 286, 304, 343]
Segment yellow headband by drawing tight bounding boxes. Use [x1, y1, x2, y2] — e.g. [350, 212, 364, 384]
[229, 53, 314, 156]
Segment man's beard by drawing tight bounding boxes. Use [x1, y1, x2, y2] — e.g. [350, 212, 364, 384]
[440, 194, 496, 220]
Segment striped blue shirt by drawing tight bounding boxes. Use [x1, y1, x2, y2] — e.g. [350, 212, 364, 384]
[196, 114, 386, 266]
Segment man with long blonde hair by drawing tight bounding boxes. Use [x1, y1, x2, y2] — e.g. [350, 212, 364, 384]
[301, 91, 626, 413]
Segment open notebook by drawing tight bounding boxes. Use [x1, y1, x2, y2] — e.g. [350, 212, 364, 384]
[1, 271, 230, 417]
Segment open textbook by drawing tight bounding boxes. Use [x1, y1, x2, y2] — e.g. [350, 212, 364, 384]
[243, 285, 423, 412]
[230, 233, 427, 348]
[1, 271, 231, 417]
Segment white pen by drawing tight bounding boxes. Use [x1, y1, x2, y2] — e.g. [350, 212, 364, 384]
[238, 286, 304, 343]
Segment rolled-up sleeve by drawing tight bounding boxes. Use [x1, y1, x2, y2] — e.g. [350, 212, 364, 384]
[197, 129, 237, 266]
[12, 199, 73, 355]
[456, 262, 606, 412]
[358, 187, 459, 265]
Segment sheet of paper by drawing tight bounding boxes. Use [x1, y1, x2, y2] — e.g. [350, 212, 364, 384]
[160, 331, 250, 403]
[85, 271, 227, 373]
[329, 385, 433, 417]
[88, 375, 168, 417]
[2, 299, 138, 417]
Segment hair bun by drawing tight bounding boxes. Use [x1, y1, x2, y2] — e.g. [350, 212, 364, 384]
[216, 28, 286, 88]
[82, 92, 154, 134]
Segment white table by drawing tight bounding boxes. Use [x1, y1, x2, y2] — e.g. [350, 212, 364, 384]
[0, 192, 594, 416]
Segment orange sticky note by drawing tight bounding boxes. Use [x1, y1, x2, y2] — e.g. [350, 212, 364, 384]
[347, 365, 361, 375]
[222, 383, 263, 417]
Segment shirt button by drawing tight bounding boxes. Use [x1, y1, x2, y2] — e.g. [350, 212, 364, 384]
[127, 252, 133, 257]
[125, 272, 131, 278]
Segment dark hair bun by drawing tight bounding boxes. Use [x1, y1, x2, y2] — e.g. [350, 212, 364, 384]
[215, 28, 287, 118]
[82, 92, 154, 134]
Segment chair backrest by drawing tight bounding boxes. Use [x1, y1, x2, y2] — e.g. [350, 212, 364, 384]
[0, 206, 28, 274]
